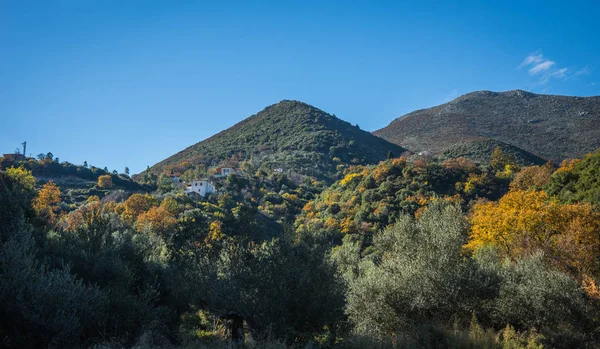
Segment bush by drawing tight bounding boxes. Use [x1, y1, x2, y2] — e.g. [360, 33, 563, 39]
[476, 249, 594, 338]
[345, 202, 499, 340]
[174, 233, 345, 344]
[0, 230, 103, 348]
[97, 174, 113, 189]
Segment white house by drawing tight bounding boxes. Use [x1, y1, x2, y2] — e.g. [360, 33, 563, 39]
[214, 167, 238, 178]
[185, 180, 215, 197]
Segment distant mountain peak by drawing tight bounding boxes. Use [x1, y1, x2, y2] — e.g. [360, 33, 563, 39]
[374, 90, 600, 163]
[146, 101, 405, 180]
[452, 89, 539, 103]
[267, 99, 312, 109]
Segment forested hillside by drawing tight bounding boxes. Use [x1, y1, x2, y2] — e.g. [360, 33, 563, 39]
[146, 100, 406, 181]
[441, 139, 547, 166]
[2, 146, 600, 348]
[374, 90, 600, 163]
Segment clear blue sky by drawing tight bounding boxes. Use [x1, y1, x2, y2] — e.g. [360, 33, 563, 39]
[2, 1, 599, 174]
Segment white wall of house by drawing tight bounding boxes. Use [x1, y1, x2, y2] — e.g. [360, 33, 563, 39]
[185, 180, 215, 196]
[214, 167, 237, 178]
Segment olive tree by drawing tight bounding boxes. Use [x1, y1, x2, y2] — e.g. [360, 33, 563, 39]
[345, 202, 499, 340]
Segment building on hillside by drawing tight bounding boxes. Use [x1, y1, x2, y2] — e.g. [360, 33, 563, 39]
[274, 168, 284, 174]
[2, 153, 26, 161]
[185, 180, 215, 197]
[214, 167, 240, 178]
[170, 175, 180, 183]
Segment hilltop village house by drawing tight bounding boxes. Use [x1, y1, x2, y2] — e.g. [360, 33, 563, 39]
[214, 167, 240, 178]
[185, 180, 215, 197]
[2, 153, 26, 161]
[184, 167, 241, 197]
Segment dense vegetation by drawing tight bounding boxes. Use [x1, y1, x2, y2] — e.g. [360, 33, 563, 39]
[1, 147, 600, 348]
[441, 139, 547, 166]
[374, 89, 600, 163]
[0, 153, 149, 207]
[146, 100, 406, 181]
[295, 154, 510, 241]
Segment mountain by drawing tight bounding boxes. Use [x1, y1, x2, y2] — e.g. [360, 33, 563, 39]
[147, 100, 406, 180]
[374, 90, 600, 163]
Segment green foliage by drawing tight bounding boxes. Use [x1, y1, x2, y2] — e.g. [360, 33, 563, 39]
[476, 249, 593, 336]
[443, 139, 547, 167]
[157, 173, 175, 193]
[296, 157, 507, 239]
[0, 168, 36, 240]
[344, 202, 498, 340]
[1, 146, 600, 348]
[0, 158, 149, 211]
[341, 201, 598, 347]
[0, 170, 103, 348]
[546, 149, 600, 204]
[147, 100, 405, 181]
[0, 232, 103, 348]
[174, 233, 345, 344]
[490, 147, 520, 172]
[44, 209, 170, 343]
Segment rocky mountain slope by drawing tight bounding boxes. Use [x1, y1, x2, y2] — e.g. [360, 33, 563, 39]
[374, 90, 600, 163]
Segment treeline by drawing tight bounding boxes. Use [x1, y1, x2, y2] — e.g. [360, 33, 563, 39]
[0, 153, 147, 191]
[0, 148, 599, 348]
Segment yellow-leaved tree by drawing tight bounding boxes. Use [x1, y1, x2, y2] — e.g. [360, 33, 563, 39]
[509, 163, 554, 191]
[136, 206, 177, 233]
[33, 181, 62, 225]
[66, 201, 103, 232]
[121, 193, 158, 224]
[466, 189, 600, 279]
[5, 166, 36, 191]
[97, 174, 113, 189]
[208, 220, 224, 243]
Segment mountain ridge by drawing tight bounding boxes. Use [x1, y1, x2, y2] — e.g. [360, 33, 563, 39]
[374, 89, 600, 163]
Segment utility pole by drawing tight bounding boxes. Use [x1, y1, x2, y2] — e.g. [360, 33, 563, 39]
[22, 141, 27, 158]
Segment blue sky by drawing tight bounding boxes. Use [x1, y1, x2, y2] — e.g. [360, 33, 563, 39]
[2, 1, 599, 174]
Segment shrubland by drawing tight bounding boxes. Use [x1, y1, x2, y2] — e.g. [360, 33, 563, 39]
[1, 147, 599, 348]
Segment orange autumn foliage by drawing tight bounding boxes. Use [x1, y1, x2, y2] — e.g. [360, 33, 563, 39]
[466, 189, 600, 279]
[555, 158, 582, 174]
[442, 157, 477, 172]
[391, 156, 408, 167]
[121, 193, 158, 224]
[66, 201, 103, 232]
[33, 181, 61, 225]
[582, 274, 600, 300]
[97, 174, 113, 188]
[509, 163, 554, 191]
[136, 205, 177, 233]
